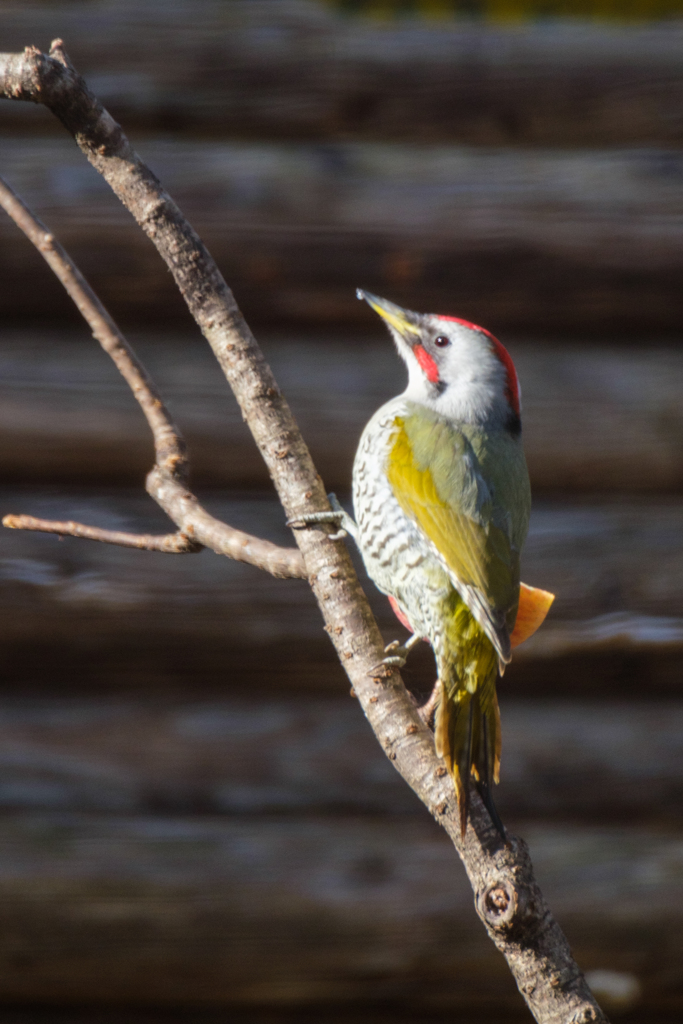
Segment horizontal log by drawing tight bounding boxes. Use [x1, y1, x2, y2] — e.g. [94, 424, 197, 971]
[1, 333, 683, 493]
[4, 140, 683, 330]
[0, 811, 667, 1014]
[0, 692, 677, 824]
[3, 2, 683, 146]
[1, 489, 683, 693]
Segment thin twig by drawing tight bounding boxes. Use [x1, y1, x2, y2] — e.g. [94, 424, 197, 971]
[0, 171, 306, 580]
[0, 41, 607, 1024]
[0, 172, 185, 479]
[2, 515, 201, 553]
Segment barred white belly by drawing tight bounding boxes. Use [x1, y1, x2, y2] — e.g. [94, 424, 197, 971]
[352, 397, 452, 651]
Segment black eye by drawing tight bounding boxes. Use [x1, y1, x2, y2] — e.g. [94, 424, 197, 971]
[434, 335, 450, 348]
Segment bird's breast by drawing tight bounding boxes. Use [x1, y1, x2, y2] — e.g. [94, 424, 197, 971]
[352, 401, 445, 611]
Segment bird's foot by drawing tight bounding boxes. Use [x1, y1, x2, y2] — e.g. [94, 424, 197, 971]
[379, 639, 409, 668]
[286, 493, 357, 541]
[417, 680, 441, 729]
[371, 632, 421, 672]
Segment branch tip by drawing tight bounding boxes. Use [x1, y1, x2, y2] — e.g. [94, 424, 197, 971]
[49, 39, 72, 69]
[1, 514, 203, 553]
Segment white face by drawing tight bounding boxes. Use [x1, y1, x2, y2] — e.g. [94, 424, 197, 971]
[389, 314, 521, 433]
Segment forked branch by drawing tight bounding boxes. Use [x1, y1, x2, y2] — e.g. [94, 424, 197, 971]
[0, 172, 306, 579]
[0, 41, 606, 1024]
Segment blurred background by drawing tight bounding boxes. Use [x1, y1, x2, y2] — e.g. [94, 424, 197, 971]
[1, 0, 683, 1021]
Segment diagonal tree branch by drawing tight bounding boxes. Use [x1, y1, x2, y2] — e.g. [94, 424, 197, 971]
[0, 40, 607, 1024]
[0, 170, 306, 580]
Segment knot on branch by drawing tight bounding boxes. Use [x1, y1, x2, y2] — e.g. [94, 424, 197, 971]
[477, 879, 532, 936]
[159, 449, 190, 484]
[569, 1006, 602, 1023]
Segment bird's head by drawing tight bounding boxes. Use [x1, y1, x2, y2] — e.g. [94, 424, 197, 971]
[357, 290, 521, 435]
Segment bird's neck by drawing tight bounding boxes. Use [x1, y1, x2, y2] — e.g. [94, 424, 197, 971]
[401, 381, 514, 434]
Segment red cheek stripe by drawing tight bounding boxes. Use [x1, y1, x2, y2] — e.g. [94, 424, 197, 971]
[414, 344, 440, 383]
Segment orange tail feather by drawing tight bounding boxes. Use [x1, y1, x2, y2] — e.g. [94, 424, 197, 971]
[510, 583, 555, 649]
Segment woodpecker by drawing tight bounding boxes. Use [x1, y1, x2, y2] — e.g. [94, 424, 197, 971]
[291, 291, 554, 838]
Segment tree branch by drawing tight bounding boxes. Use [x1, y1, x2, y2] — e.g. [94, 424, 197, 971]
[0, 168, 306, 580]
[0, 41, 607, 1023]
[1, 514, 201, 552]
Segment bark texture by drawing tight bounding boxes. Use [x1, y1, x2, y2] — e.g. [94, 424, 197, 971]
[0, 42, 607, 1024]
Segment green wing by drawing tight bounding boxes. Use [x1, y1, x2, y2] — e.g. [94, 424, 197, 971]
[386, 409, 530, 659]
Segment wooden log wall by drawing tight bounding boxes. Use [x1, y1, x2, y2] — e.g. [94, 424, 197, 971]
[2, 3, 683, 1021]
[3, 2, 683, 330]
[4, 2, 683, 146]
[1, 333, 682, 493]
[5, 138, 683, 332]
[2, 340, 682, 1017]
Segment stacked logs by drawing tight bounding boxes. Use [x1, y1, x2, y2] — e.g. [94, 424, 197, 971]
[1, 3, 682, 1020]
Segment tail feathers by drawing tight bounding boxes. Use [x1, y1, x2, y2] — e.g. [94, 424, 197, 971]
[475, 712, 507, 841]
[510, 582, 555, 649]
[435, 679, 504, 841]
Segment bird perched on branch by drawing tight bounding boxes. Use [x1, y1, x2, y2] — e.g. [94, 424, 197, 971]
[292, 291, 553, 838]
